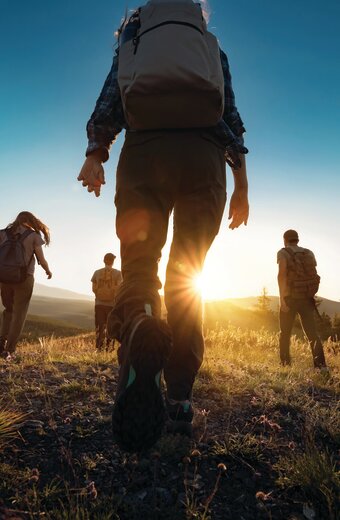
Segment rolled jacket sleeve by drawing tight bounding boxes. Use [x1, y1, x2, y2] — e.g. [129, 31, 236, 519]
[220, 49, 246, 138]
[217, 49, 248, 166]
[86, 51, 126, 162]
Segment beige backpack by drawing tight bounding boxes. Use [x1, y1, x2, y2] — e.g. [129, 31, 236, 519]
[285, 248, 321, 298]
[118, 0, 225, 130]
[96, 269, 120, 302]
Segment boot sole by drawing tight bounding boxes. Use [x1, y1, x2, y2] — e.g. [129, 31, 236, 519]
[112, 319, 171, 451]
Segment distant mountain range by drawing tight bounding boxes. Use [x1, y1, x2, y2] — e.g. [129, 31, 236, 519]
[33, 283, 92, 301]
[1, 284, 339, 332]
[226, 296, 340, 318]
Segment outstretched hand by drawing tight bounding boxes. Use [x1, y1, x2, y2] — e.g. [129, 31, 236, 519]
[228, 188, 249, 229]
[77, 155, 106, 197]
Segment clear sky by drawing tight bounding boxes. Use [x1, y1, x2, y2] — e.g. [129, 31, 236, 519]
[1, 0, 339, 300]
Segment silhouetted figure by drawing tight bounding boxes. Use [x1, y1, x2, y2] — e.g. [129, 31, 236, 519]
[0, 211, 52, 360]
[277, 229, 326, 368]
[91, 253, 122, 351]
[78, 0, 249, 451]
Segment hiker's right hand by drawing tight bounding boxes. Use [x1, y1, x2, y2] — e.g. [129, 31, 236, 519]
[45, 270, 52, 280]
[228, 188, 249, 229]
[78, 155, 106, 198]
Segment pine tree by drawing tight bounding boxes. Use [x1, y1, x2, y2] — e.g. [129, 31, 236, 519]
[257, 287, 271, 313]
[332, 313, 340, 340]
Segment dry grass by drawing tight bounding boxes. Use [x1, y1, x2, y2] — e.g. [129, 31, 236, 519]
[0, 327, 339, 519]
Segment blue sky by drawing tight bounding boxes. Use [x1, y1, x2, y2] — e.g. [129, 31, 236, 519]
[0, 0, 339, 300]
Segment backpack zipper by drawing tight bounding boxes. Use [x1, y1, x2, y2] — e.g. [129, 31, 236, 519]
[133, 21, 203, 54]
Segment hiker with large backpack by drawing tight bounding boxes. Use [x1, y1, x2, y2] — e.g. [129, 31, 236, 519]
[277, 229, 327, 368]
[0, 211, 52, 360]
[78, 0, 249, 451]
[91, 253, 122, 351]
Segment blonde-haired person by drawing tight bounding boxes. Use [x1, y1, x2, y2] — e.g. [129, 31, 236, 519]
[0, 211, 52, 360]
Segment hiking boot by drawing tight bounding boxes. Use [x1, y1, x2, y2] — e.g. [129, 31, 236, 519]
[112, 314, 172, 452]
[166, 397, 194, 437]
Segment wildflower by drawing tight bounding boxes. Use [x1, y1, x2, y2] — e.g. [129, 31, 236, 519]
[29, 468, 40, 483]
[258, 415, 282, 432]
[256, 491, 272, 501]
[191, 449, 201, 458]
[86, 481, 98, 500]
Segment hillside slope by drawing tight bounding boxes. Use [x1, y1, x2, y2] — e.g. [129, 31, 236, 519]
[1, 289, 339, 333]
[0, 329, 339, 519]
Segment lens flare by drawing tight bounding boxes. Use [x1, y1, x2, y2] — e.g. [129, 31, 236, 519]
[193, 273, 205, 297]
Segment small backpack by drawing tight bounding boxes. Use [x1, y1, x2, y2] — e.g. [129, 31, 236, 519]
[285, 248, 321, 298]
[96, 269, 120, 302]
[0, 229, 34, 284]
[118, 0, 225, 130]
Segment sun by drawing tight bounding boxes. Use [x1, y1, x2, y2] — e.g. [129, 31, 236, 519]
[192, 270, 236, 301]
[193, 273, 211, 300]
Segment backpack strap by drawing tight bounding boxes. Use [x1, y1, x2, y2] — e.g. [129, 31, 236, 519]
[282, 248, 295, 272]
[18, 229, 39, 266]
[3, 228, 34, 241]
[284, 247, 295, 258]
[17, 229, 35, 242]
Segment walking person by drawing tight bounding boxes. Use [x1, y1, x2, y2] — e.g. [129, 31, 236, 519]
[0, 211, 52, 360]
[78, 0, 249, 451]
[91, 253, 122, 351]
[277, 229, 327, 368]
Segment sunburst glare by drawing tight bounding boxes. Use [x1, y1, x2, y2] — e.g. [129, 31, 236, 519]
[193, 273, 206, 299]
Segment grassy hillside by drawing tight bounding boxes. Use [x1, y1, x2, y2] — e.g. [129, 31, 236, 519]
[0, 295, 95, 330]
[2, 291, 339, 333]
[0, 329, 339, 519]
[28, 296, 94, 329]
[22, 314, 86, 342]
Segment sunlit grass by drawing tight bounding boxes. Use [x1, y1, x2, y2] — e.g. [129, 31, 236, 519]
[0, 326, 339, 518]
[0, 409, 27, 446]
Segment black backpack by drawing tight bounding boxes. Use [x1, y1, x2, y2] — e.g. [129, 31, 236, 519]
[0, 229, 35, 284]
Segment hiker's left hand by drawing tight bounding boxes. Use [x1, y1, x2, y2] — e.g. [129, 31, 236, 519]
[228, 188, 249, 229]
